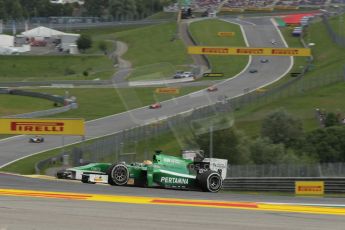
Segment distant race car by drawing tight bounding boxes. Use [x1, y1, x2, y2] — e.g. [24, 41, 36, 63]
[56, 150, 228, 193]
[149, 103, 162, 109]
[207, 86, 218, 92]
[173, 71, 194, 79]
[29, 136, 44, 143]
[260, 59, 269, 63]
[249, 69, 258, 73]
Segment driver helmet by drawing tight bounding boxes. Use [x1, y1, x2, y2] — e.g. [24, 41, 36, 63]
[143, 160, 153, 165]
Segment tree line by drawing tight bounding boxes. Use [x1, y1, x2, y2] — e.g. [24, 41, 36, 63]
[193, 109, 345, 165]
[0, 0, 174, 21]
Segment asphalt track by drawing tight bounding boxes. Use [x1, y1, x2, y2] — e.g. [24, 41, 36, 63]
[0, 173, 345, 230]
[0, 17, 292, 168]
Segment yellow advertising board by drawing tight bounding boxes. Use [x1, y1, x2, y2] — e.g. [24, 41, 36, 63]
[188, 46, 311, 57]
[295, 181, 324, 195]
[220, 8, 244, 12]
[274, 6, 299, 10]
[203, 73, 224, 77]
[155, 87, 180, 94]
[218, 32, 235, 37]
[256, 88, 267, 93]
[0, 118, 85, 135]
[245, 7, 274, 12]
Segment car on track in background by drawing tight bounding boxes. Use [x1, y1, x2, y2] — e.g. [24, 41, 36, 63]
[56, 150, 227, 193]
[173, 71, 194, 79]
[249, 69, 258, 73]
[29, 136, 44, 143]
[149, 103, 162, 109]
[207, 86, 218, 92]
[173, 71, 185, 79]
[260, 59, 269, 63]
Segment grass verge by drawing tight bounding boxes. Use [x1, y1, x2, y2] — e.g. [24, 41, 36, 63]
[117, 22, 192, 80]
[0, 56, 114, 82]
[189, 19, 249, 80]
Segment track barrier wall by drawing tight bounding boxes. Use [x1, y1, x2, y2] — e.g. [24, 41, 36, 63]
[0, 88, 77, 118]
[223, 177, 345, 193]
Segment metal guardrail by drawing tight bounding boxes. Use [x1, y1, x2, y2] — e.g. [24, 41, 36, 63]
[0, 80, 111, 87]
[6, 103, 77, 118]
[227, 162, 345, 178]
[3, 19, 172, 33]
[223, 177, 345, 193]
[322, 14, 345, 48]
[0, 88, 77, 118]
[185, 21, 211, 72]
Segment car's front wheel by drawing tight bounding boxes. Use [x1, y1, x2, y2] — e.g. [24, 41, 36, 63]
[198, 170, 222, 193]
[108, 164, 129, 186]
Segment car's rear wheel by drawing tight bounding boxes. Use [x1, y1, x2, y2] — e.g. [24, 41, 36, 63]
[198, 170, 222, 193]
[108, 164, 129, 186]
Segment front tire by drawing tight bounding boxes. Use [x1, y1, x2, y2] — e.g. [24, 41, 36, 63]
[107, 164, 129, 186]
[198, 170, 222, 193]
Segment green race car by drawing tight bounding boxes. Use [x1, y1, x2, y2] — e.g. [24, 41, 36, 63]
[56, 150, 227, 193]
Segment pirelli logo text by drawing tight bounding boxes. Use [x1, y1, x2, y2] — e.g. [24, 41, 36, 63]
[295, 181, 324, 195]
[218, 32, 235, 37]
[272, 49, 299, 55]
[297, 186, 322, 192]
[11, 122, 64, 132]
[0, 118, 85, 135]
[236, 48, 263, 55]
[201, 47, 229, 54]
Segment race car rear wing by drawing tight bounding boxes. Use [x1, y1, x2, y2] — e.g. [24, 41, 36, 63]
[181, 150, 228, 179]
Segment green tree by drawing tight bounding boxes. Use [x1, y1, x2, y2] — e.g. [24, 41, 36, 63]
[5, 0, 23, 20]
[303, 126, 345, 162]
[98, 41, 108, 54]
[324, 112, 340, 127]
[194, 128, 250, 164]
[84, 0, 108, 17]
[77, 34, 92, 52]
[0, 0, 7, 21]
[249, 137, 286, 164]
[261, 109, 304, 148]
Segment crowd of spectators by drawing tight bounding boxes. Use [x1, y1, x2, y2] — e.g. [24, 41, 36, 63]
[331, 0, 345, 3]
[223, 0, 275, 8]
[315, 108, 345, 127]
[165, 0, 344, 12]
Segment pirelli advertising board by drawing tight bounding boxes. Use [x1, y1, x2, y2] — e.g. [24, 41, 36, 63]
[295, 181, 324, 195]
[155, 88, 180, 94]
[0, 118, 85, 135]
[188, 46, 311, 57]
[203, 73, 224, 77]
[218, 32, 235, 37]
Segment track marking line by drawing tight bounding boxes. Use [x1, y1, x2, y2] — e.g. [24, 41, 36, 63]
[258, 204, 345, 216]
[0, 188, 344, 215]
[22, 175, 57, 180]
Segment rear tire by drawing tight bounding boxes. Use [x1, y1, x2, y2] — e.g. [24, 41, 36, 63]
[198, 170, 222, 193]
[56, 169, 66, 179]
[107, 164, 129, 186]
